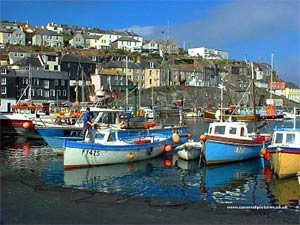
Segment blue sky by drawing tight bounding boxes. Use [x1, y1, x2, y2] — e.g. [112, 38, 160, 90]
[1, 0, 299, 84]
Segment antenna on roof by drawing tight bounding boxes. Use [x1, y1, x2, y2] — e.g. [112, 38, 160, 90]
[167, 20, 170, 40]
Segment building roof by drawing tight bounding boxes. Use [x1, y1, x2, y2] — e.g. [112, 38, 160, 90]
[103, 61, 140, 69]
[61, 53, 95, 64]
[112, 36, 141, 43]
[36, 30, 63, 36]
[14, 69, 69, 79]
[12, 56, 43, 68]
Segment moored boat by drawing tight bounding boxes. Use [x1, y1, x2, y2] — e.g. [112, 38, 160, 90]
[267, 127, 300, 179]
[63, 129, 172, 169]
[0, 113, 38, 138]
[203, 109, 257, 122]
[36, 107, 190, 154]
[175, 140, 203, 160]
[202, 121, 272, 165]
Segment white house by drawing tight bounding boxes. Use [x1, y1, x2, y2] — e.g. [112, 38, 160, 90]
[188, 47, 228, 60]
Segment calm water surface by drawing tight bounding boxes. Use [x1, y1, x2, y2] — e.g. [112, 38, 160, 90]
[1, 117, 299, 209]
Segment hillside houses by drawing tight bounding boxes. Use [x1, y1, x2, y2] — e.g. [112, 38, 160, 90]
[0, 20, 299, 112]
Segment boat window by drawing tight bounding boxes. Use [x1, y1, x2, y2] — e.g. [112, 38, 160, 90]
[229, 127, 237, 135]
[286, 133, 295, 144]
[215, 126, 225, 134]
[240, 127, 246, 136]
[208, 127, 212, 134]
[95, 133, 105, 140]
[275, 133, 283, 144]
[107, 134, 114, 142]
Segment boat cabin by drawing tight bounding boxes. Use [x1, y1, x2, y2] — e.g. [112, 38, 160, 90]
[271, 128, 300, 147]
[207, 121, 249, 138]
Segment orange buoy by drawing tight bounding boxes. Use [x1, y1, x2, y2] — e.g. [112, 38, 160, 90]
[200, 134, 207, 142]
[164, 145, 172, 152]
[23, 122, 31, 129]
[164, 159, 172, 167]
[187, 132, 192, 138]
[172, 133, 180, 143]
[263, 152, 270, 161]
[23, 143, 32, 155]
[260, 148, 267, 155]
[127, 152, 135, 161]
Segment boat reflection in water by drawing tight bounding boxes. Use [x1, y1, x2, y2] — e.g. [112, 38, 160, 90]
[63, 157, 169, 195]
[175, 158, 265, 204]
[0, 136, 51, 169]
[269, 176, 300, 209]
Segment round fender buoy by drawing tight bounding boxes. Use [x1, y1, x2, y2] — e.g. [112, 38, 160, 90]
[172, 133, 180, 143]
[127, 152, 135, 161]
[164, 145, 172, 152]
[200, 134, 207, 142]
[23, 122, 31, 129]
[187, 132, 192, 138]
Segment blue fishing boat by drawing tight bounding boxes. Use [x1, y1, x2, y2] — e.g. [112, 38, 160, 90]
[63, 129, 172, 169]
[202, 121, 272, 165]
[36, 107, 190, 154]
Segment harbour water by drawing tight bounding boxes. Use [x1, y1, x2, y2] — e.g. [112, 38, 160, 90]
[1, 117, 299, 210]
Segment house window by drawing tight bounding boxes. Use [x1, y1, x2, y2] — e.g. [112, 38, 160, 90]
[63, 90, 67, 96]
[61, 80, 65, 86]
[1, 77, 6, 85]
[37, 89, 43, 96]
[33, 78, 39, 85]
[57, 90, 61, 96]
[20, 88, 25, 96]
[44, 80, 50, 88]
[1, 86, 6, 94]
[54, 80, 59, 86]
[44, 65, 49, 70]
[50, 89, 55, 96]
[54, 65, 59, 71]
[23, 78, 28, 84]
[44, 90, 50, 98]
[31, 89, 35, 97]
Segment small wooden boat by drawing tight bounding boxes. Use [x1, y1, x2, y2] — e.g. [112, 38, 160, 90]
[63, 129, 172, 169]
[203, 110, 257, 122]
[267, 127, 300, 179]
[175, 140, 202, 160]
[202, 121, 272, 165]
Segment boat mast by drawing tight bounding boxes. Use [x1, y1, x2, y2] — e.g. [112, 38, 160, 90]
[125, 56, 128, 106]
[81, 67, 85, 102]
[251, 63, 257, 132]
[270, 52, 274, 100]
[28, 55, 32, 105]
[220, 83, 223, 122]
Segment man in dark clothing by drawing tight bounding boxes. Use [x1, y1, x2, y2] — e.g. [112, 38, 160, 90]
[82, 107, 95, 141]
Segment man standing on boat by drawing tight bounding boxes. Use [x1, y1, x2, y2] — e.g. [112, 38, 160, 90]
[83, 107, 95, 142]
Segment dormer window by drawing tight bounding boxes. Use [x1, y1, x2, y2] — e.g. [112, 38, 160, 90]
[1, 67, 7, 74]
[150, 62, 154, 68]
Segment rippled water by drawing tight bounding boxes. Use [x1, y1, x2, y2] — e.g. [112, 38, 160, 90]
[1, 117, 299, 209]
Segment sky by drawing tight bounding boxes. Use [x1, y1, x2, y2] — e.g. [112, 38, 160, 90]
[1, 0, 300, 85]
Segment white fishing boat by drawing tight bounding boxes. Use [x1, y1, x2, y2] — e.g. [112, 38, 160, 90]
[175, 140, 203, 160]
[63, 129, 173, 169]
